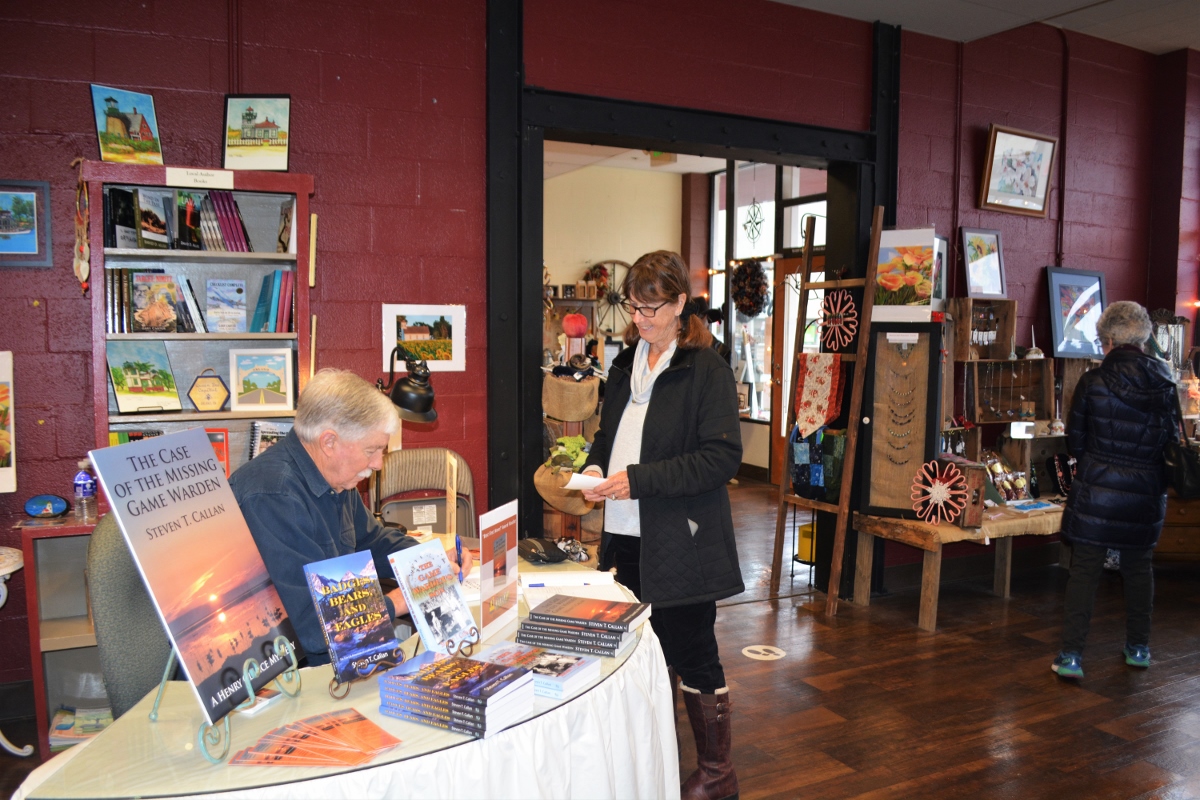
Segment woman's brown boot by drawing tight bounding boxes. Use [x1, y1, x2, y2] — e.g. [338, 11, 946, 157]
[680, 684, 738, 800]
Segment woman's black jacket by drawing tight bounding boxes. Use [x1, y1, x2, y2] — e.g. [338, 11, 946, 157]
[585, 344, 744, 607]
[1060, 346, 1179, 549]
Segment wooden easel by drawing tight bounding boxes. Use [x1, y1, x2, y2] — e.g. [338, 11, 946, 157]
[769, 206, 883, 618]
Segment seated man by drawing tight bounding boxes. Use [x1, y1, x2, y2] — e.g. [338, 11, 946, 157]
[231, 368, 471, 666]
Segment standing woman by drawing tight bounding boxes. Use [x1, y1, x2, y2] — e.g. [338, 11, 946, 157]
[1053, 301, 1178, 679]
[581, 250, 743, 800]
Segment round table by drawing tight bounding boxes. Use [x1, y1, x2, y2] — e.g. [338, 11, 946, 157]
[0, 546, 33, 757]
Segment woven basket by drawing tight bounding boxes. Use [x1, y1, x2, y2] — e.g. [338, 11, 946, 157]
[533, 464, 595, 516]
[543, 375, 599, 422]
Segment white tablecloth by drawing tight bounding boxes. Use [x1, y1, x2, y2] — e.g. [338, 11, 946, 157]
[17, 626, 679, 800]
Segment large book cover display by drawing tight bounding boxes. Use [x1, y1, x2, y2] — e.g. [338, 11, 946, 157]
[89, 427, 301, 726]
[477, 499, 518, 641]
[302, 550, 403, 685]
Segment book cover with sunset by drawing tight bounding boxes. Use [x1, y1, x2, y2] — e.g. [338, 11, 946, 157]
[89, 427, 301, 726]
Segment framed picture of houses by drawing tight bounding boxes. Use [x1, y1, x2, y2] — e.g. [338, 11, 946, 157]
[381, 304, 467, 372]
[90, 84, 163, 165]
[223, 95, 290, 171]
[105, 341, 182, 414]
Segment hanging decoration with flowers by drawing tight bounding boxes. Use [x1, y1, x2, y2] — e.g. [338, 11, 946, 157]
[910, 459, 969, 526]
[819, 290, 859, 350]
[732, 259, 770, 318]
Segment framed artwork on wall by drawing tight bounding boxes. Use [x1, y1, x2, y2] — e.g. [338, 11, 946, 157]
[736, 383, 751, 413]
[229, 348, 294, 412]
[931, 235, 949, 311]
[979, 124, 1057, 217]
[1046, 267, 1106, 359]
[961, 228, 1006, 299]
[381, 304, 466, 372]
[0, 351, 14, 493]
[90, 84, 163, 165]
[223, 95, 291, 171]
[0, 180, 52, 268]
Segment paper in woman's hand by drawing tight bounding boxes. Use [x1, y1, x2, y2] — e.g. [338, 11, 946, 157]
[563, 472, 605, 491]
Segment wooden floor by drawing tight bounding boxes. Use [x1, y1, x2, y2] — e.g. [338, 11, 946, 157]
[5, 477, 1199, 798]
[696, 478, 1200, 799]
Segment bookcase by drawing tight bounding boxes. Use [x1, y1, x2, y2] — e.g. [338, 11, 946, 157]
[17, 164, 314, 758]
[82, 161, 315, 471]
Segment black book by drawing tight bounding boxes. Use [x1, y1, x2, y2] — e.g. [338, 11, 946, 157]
[525, 594, 651, 633]
[108, 188, 139, 249]
[518, 618, 632, 644]
[515, 630, 634, 658]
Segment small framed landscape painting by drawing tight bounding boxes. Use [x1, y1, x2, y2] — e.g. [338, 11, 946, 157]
[106, 341, 182, 414]
[90, 84, 163, 165]
[0, 180, 52, 268]
[1046, 267, 1106, 359]
[961, 228, 1006, 299]
[381, 304, 466, 372]
[223, 95, 290, 171]
[979, 124, 1057, 218]
[229, 348, 294, 412]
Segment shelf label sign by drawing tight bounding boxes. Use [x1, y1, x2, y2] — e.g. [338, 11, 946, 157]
[165, 167, 234, 189]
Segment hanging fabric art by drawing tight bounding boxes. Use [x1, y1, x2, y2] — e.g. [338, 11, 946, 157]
[793, 353, 843, 438]
[910, 459, 968, 526]
[819, 290, 858, 350]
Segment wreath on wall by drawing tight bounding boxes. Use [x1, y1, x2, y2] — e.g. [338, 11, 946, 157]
[732, 260, 770, 317]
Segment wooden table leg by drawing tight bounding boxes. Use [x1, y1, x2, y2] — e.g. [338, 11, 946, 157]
[918, 544, 942, 632]
[854, 530, 874, 606]
[993, 537, 1013, 598]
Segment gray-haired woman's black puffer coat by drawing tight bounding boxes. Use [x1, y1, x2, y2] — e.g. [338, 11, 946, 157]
[1060, 346, 1179, 549]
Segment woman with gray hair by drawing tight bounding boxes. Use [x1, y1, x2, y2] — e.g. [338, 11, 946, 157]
[1052, 301, 1179, 679]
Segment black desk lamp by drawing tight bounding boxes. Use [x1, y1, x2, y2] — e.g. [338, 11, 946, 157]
[377, 345, 437, 423]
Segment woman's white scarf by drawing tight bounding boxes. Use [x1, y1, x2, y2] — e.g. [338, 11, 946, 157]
[630, 338, 676, 404]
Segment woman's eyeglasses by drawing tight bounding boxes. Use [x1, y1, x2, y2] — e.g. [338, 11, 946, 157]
[620, 299, 669, 318]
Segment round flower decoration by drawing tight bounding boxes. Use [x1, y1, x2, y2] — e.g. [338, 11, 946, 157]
[819, 290, 858, 350]
[732, 260, 770, 318]
[910, 460, 968, 526]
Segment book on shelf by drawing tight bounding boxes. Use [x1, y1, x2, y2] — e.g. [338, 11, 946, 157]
[205, 278, 247, 333]
[514, 627, 636, 659]
[108, 428, 166, 446]
[387, 540, 477, 656]
[107, 188, 140, 249]
[130, 272, 179, 333]
[199, 194, 227, 251]
[89, 427, 302, 727]
[132, 188, 170, 249]
[174, 191, 204, 250]
[266, 269, 283, 333]
[275, 269, 294, 333]
[249, 273, 274, 333]
[525, 593, 651, 633]
[205, 428, 230, 477]
[179, 277, 207, 333]
[302, 550, 403, 685]
[249, 420, 293, 459]
[474, 641, 601, 700]
[276, 198, 294, 254]
[161, 194, 175, 246]
[105, 340, 182, 414]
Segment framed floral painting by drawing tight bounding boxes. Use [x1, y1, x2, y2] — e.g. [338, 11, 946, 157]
[961, 228, 1006, 300]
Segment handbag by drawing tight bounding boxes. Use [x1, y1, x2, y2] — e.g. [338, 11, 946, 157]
[1164, 395, 1200, 499]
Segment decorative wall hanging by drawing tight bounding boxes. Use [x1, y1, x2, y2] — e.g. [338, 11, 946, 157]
[819, 290, 858, 350]
[910, 460, 968, 526]
[731, 259, 769, 317]
[742, 199, 764, 244]
[223, 95, 291, 171]
[90, 84, 163, 165]
[0, 180, 53, 269]
[1045, 267, 1106, 358]
[979, 123, 1058, 218]
[961, 228, 1007, 299]
[380, 303, 466, 372]
[793, 353, 843, 439]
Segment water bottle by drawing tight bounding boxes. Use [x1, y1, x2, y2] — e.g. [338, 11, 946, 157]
[73, 460, 97, 523]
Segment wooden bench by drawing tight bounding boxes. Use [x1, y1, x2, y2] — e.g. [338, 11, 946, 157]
[851, 505, 1063, 631]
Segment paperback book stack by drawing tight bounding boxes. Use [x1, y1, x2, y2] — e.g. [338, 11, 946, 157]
[378, 651, 534, 739]
[230, 708, 401, 767]
[515, 594, 650, 658]
[48, 706, 113, 752]
[475, 642, 601, 700]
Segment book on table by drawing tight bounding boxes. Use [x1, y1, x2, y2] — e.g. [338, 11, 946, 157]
[474, 641, 601, 699]
[477, 498, 519, 642]
[525, 593, 651, 632]
[518, 617, 633, 645]
[302, 550, 403, 685]
[89, 427, 302, 726]
[515, 627, 636, 659]
[387, 540, 477, 656]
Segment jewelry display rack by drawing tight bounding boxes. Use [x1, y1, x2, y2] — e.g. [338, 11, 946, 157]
[769, 207, 884, 618]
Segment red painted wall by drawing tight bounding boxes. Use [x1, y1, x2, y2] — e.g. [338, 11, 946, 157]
[0, 0, 487, 685]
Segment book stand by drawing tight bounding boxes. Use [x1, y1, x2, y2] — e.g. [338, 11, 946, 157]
[148, 635, 302, 764]
[327, 654, 404, 700]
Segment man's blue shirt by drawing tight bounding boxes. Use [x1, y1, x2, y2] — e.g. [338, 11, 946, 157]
[229, 430, 417, 665]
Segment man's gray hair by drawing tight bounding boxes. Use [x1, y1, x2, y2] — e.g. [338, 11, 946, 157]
[1096, 300, 1152, 349]
[293, 368, 398, 443]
